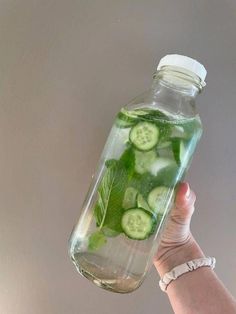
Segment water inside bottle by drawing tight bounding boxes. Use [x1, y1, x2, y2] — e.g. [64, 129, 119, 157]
[69, 107, 202, 293]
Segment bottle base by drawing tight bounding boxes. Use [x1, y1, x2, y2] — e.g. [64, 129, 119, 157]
[71, 252, 143, 294]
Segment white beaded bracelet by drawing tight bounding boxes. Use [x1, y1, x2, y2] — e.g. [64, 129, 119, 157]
[159, 256, 216, 292]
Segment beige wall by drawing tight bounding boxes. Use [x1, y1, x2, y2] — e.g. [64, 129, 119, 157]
[0, 1, 236, 313]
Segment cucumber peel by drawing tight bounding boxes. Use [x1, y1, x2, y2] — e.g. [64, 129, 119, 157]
[172, 138, 187, 166]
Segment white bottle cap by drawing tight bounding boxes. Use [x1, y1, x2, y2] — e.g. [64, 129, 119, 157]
[157, 54, 207, 83]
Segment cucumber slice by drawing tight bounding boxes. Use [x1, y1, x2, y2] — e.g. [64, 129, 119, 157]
[116, 111, 136, 128]
[149, 157, 175, 176]
[134, 150, 157, 174]
[147, 186, 169, 215]
[116, 119, 134, 129]
[130, 122, 159, 151]
[122, 187, 138, 210]
[172, 139, 186, 166]
[137, 194, 152, 213]
[121, 208, 155, 240]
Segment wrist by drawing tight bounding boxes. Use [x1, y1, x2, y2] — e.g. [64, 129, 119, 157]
[154, 236, 205, 277]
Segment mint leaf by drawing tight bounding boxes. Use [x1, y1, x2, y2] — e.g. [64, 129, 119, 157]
[119, 146, 135, 178]
[88, 231, 107, 251]
[129, 169, 178, 198]
[158, 124, 171, 141]
[93, 202, 103, 227]
[93, 147, 135, 236]
[105, 159, 117, 168]
[94, 160, 128, 233]
[172, 138, 182, 165]
[137, 108, 169, 121]
[130, 173, 160, 198]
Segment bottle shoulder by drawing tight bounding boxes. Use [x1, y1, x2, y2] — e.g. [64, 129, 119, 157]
[123, 89, 201, 121]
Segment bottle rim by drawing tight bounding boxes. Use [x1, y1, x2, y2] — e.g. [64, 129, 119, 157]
[153, 65, 205, 92]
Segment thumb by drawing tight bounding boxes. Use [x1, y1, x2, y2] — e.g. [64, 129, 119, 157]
[171, 182, 196, 224]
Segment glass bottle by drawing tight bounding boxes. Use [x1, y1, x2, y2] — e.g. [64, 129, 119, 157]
[68, 55, 207, 293]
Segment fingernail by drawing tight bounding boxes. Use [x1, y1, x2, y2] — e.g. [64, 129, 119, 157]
[185, 183, 191, 198]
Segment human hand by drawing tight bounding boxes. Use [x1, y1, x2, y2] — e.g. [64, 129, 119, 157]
[154, 182, 204, 276]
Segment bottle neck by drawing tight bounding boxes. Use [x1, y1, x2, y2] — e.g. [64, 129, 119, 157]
[151, 66, 204, 99]
[147, 66, 204, 117]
